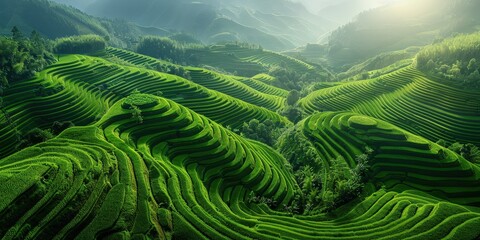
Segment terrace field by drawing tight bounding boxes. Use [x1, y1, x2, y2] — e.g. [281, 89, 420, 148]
[300, 66, 480, 145]
[0, 54, 289, 158]
[1, 28, 480, 239]
[1, 96, 479, 239]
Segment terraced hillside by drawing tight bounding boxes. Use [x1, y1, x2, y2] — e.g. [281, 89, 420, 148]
[0, 54, 289, 158]
[187, 69, 285, 111]
[302, 112, 480, 206]
[187, 44, 316, 77]
[236, 77, 289, 98]
[2, 100, 479, 239]
[106, 48, 288, 111]
[300, 66, 480, 145]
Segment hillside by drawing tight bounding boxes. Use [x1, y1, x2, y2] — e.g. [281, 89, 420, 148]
[0, 0, 169, 47]
[1, 1, 480, 238]
[300, 66, 480, 145]
[1, 98, 480, 238]
[323, 0, 480, 69]
[0, 53, 289, 158]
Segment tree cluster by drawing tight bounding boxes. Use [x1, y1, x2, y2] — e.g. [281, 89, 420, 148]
[136, 36, 187, 64]
[54, 34, 107, 54]
[416, 32, 480, 88]
[268, 66, 328, 92]
[141, 62, 191, 80]
[279, 90, 305, 124]
[16, 121, 74, 150]
[240, 119, 284, 147]
[437, 140, 480, 164]
[0, 27, 55, 91]
[277, 125, 374, 214]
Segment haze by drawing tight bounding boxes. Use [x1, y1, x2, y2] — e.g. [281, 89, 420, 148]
[293, 0, 397, 12]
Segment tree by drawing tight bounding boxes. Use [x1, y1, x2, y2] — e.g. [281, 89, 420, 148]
[448, 142, 480, 163]
[11, 26, 23, 41]
[51, 121, 74, 135]
[426, 59, 437, 71]
[0, 35, 54, 83]
[30, 31, 45, 53]
[240, 119, 281, 146]
[281, 106, 304, 123]
[448, 64, 461, 78]
[16, 128, 54, 150]
[286, 90, 300, 106]
[468, 58, 478, 72]
[130, 105, 143, 124]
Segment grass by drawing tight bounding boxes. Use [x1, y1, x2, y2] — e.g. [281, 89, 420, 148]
[1, 95, 479, 239]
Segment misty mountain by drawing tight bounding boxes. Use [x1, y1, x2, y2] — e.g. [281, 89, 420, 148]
[317, 0, 390, 25]
[325, 0, 480, 68]
[0, 0, 169, 47]
[81, 0, 335, 50]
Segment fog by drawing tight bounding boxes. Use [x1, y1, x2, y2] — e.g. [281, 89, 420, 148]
[292, 0, 397, 12]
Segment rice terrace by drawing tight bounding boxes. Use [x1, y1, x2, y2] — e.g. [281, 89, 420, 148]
[0, 0, 479, 239]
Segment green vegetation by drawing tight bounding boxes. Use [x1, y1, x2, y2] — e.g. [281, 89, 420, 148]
[240, 119, 284, 147]
[300, 66, 480, 145]
[416, 32, 480, 88]
[136, 36, 188, 64]
[54, 34, 107, 54]
[437, 141, 480, 164]
[337, 47, 419, 81]
[2, 102, 479, 239]
[0, 28, 55, 86]
[0, 53, 289, 158]
[0, 0, 170, 48]
[1, 1, 480, 237]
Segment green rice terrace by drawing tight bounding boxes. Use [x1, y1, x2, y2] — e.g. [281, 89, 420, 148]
[1, 95, 480, 239]
[1, 11, 480, 239]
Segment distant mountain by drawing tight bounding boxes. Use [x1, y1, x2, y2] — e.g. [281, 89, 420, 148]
[0, 0, 169, 47]
[83, 0, 335, 50]
[325, 0, 480, 68]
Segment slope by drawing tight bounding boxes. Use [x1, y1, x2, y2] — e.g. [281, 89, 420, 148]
[0, 0, 168, 47]
[105, 47, 288, 111]
[300, 66, 480, 145]
[0, 54, 289, 158]
[1, 100, 479, 239]
[325, 0, 480, 68]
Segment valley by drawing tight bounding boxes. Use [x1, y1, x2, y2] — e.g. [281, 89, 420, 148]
[0, 0, 479, 239]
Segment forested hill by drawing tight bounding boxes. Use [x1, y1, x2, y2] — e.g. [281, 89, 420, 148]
[0, 0, 169, 48]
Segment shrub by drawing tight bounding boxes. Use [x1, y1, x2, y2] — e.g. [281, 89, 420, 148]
[51, 121, 74, 135]
[16, 128, 54, 149]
